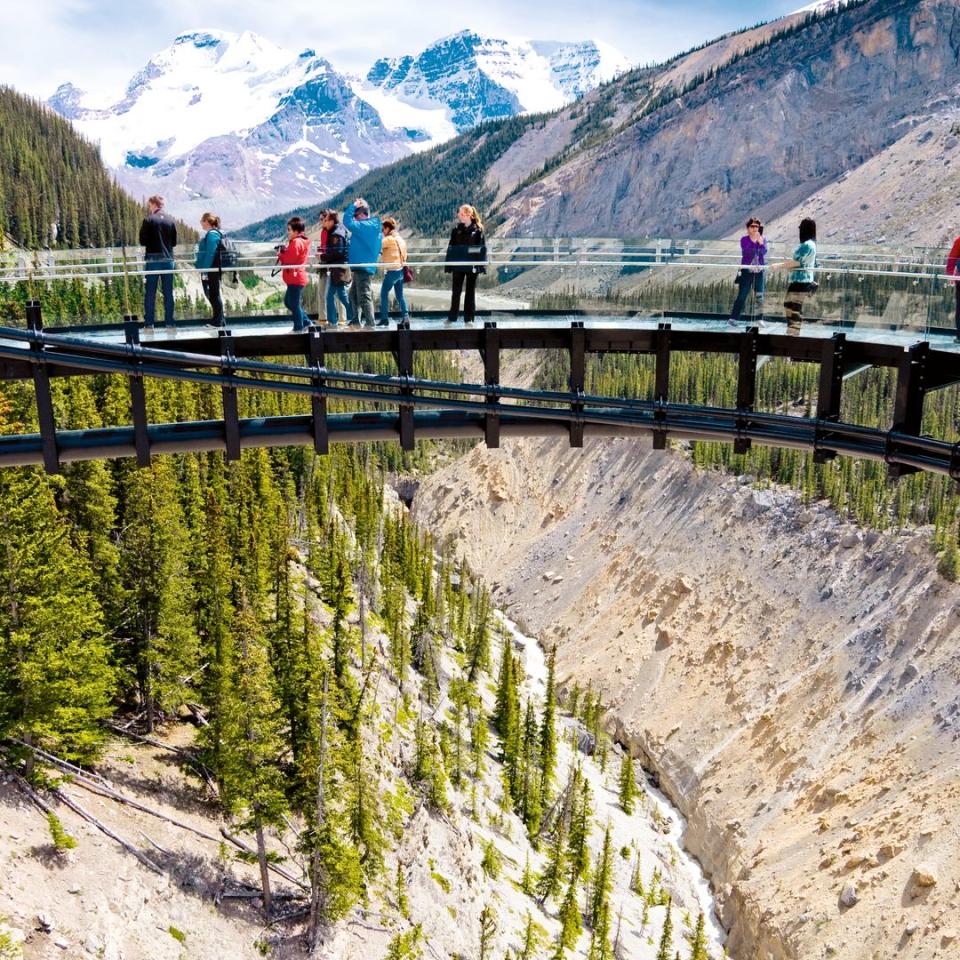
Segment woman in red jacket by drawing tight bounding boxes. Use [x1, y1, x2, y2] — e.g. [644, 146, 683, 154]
[277, 216, 311, 331]
[947, 235, 960, 339]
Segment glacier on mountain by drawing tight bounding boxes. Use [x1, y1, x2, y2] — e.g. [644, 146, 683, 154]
[48, 28, 629, 225]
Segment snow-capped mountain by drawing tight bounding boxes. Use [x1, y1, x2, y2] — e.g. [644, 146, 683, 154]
[48, 29, 629, 226]
[361, 31, 629, 131]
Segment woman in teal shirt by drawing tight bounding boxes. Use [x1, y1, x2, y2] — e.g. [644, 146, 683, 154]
[195, 212, 224, 327]
[771, 218, 817, 334]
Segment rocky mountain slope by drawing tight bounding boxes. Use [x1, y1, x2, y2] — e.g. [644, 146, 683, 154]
[495, 0, 960, 242]
[48, 30, 625, 226]
[242, 0, 960, 249]
[413, 435, 960, 960]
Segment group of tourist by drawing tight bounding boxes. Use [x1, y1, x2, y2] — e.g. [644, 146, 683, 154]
[140, 196, 960, 339]
[139, 195, 487, 330]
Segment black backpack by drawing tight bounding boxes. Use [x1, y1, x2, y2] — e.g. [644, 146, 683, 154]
[216, 235, 240, 269]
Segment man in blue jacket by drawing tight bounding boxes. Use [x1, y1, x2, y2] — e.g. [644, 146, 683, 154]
[343, 198, 382, 327]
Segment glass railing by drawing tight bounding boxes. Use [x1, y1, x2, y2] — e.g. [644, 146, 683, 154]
[0, 237, 957, 340]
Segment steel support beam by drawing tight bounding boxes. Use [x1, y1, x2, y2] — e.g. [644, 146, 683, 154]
[27, 301, 59, 474]
[814, 333, 847, 464]
[888, 341, 928, 480]
[396, 319, 415, 451]
[734, 326, 759, 455]
[124, 316, 151, 468]
[482, 321, 500, 448]
[307, 327, 328, 454]
[569, 321, 585, 447]
[219, 329, 241, 461]
[653, 322, 671, 450]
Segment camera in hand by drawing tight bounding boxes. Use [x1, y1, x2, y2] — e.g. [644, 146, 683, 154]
[274, 243, 287, 253]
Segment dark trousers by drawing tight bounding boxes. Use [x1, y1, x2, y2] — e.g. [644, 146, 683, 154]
[201, 273, 224, 325]
[730, 269, 765, 320]
[144, 256, 175, 326]
[349, 271, 376, 325]
[284, 284, 309, 330]
[449, 271, 477, 322]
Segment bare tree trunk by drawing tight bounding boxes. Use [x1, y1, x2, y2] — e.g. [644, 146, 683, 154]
[308, 672, 329, 947]
[359, 562, 367, 665]
[254, 813, 272, 918]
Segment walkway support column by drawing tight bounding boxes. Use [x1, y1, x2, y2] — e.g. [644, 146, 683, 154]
[734, 326, 759, 455]
[27, 300, 59, 474]
[396, 319, 415, 451]
[569, 321, 585, 447]
[888, 341, 928, 480]
[653, 322, 671, 450]
[124, 316, 151, 468]
[814, 333, 846, 464]
[308, 327, 328, 455]
[482, 322, 500, 448]
[219, 329, 241, 461]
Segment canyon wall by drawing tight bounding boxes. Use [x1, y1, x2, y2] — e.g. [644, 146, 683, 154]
[413, 437, 960, 960]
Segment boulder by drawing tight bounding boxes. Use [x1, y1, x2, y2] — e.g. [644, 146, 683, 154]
[839, 882, 858, 908]
[910, 864, 937, 892]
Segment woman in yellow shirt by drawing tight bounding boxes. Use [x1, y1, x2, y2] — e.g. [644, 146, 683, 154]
[378, 217, 409, 326]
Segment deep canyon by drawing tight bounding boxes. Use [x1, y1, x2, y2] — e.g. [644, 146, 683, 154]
[413, 435, 960, 960]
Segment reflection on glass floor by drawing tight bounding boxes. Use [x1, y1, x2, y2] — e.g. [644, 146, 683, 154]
[55, 312, 960, 353]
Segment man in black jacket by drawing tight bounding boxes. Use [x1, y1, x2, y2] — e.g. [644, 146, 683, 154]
[139, 195, 177, 327]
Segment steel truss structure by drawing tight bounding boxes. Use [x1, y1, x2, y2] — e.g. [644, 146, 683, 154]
[1, 302, 960, 479]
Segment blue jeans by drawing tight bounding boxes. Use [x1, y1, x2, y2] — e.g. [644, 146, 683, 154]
[380, 270, 408, 323]
[144, 256, 175, 326]
[285, 284, 309, 330]
[730, 270, 765, 320]
[326, 280, 351, 325]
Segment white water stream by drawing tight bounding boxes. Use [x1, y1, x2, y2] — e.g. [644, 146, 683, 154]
[497, 612, 728, 959]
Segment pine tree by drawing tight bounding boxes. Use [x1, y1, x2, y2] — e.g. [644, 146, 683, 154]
[0, 468, 114, 770]
[118, 459, 198, 732]
[618, 754, 638, 815]
[589, 823, 614, 929]
[629, 850, 644, 897]
[539, 647, 558, 802]
[411, 602, 440, 703]
[566, 777, 593, 884]
[304, 671, 362, 941]
[218, 602, 287, 917]
[536, 814, 567, 904]
[689, 912, 709, 960]
[553, 874, 583, 959]
[479, 903, 498, 960]
[520, 852, 536, 896]
[655, 899, 673, 960]
[519, 912, 544, 960]
[519, 698, 543, 834]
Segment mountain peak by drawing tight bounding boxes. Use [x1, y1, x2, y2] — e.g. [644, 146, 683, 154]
[173, 31, 223, 49]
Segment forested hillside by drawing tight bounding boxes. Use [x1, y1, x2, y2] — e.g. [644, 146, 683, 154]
[0, 86, 197, 250]
[0, 324, 719, 957]
[238, 112, 549, 241]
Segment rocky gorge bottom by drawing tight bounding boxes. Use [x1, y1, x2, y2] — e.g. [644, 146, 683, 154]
[413, 437, 960, 960]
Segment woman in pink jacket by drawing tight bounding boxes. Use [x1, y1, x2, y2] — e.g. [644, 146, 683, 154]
[277, 216, 311, 331]
[946, 235, 960, 340]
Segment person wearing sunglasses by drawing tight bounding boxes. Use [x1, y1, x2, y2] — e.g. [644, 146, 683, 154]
[728, 217, 767, 325]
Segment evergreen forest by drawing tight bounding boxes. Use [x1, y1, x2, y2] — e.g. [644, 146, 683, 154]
[0, 86, 196, 250]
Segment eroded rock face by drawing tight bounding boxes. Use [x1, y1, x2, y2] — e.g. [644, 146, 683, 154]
[413, 437, 960, 960]
[497, 0, 960, 240]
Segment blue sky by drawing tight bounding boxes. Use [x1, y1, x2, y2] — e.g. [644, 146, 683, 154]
[1, 0, 812, 100]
